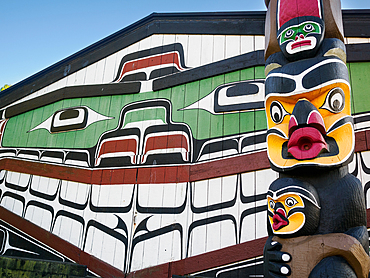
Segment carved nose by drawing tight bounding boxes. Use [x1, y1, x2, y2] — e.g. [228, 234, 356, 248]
[288, 99, 326, 136]
[295, 34, 305, 41]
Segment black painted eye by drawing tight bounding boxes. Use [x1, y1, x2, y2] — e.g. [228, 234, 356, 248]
[270, 101, 289, 124]
[303, 24, 314, 32]
[285, 29, 294, 39]
[269, 200, 275, 209]
[285, 197, 298, 207]
[321, 87, 345, 113]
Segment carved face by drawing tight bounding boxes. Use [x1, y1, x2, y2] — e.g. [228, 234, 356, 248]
[276, 0, 324, 61]
[267, 178, 320, 237]
[278, 18, 324, 60]
[265, 57, 354, 171]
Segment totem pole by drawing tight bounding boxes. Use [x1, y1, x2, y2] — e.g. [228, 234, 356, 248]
[263, 0, 370, 277]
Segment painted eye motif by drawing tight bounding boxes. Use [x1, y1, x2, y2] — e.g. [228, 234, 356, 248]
[269, 200, 275, 209]
[28, 106, 114, 133]
[303, 24, 314, 33]
[285, 197, 298, 207]
[284, 29, 295, 39]
[321, 87, 345, 113]
[270, 101, 289, 124]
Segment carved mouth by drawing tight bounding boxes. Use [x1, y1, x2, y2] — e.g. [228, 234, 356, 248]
[272, 208, 289, 231]
[287, 127, 328, 160]
[291, 40, 311, 49]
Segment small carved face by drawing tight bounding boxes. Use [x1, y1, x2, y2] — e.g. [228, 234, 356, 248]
[278, 19, 324, 60]
[267, 178, 320, 237]
[276, 0, 325, 61]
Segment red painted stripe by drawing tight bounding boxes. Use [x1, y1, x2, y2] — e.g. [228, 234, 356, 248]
[0, 151, 268, 185]
[0, 130, 368, 185]
[144, 134, 189, 154]
[118, 52, 181, 81]
[98, 138, 137, 157]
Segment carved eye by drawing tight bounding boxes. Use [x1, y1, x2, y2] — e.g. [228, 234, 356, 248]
[321, 87, 345, 113]
[270, 101, 289, 124]
[303, 24, 314, 32]
[285, 29, 294, 39]
[285, 197, 298, 207]
[269, 200, 275, 209]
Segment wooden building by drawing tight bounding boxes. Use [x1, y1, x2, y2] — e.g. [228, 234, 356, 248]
[0, 10, 369, 277]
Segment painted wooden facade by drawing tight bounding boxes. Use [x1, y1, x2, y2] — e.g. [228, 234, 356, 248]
[0, 10, 370, 277]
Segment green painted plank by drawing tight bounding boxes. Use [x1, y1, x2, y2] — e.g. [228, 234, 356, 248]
[255, 66, 265, 79]
[240, 68, 255, 81]
[349, 62, 370, 114]
[196, 78, 213, 141]
[209, 75, 225, 139]
[183, 81, 201, 139]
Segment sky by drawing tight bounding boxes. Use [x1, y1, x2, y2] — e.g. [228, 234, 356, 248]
[1, 0, 369, 88]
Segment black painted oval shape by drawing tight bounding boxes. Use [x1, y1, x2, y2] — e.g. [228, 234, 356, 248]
[265, 76, 296, 95]
[302, 62, 349, 90]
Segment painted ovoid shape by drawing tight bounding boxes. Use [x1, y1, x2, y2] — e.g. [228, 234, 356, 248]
[265, 57, 354, 171]
[267, 178, 320, 237]
[277, 0, 325, 61]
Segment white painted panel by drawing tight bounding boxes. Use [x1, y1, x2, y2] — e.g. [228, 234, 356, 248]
[31, 176, 59, 196]
[240, 171, 256, 243]
[240, 212, 256, 243]
[175, 34, 190, 67]
[94, 59, 106, 84]
[6, 171, 30, 188]
[254, 35, 265, 50]
[24, 205, 52, 231]
[213, 35, 226, 62]
[60, 180, 89, 205]
[360, 151, 370, 208]
[1, 195, 15, 212]
[102, 53, 118, 83]
[219, 217, 237, 249]
[186, 35, 202, 68]
[348, 153, 358, 176]
[256, 168, 277, 195]
[241, 35, 255, 54]
[187, 223, 207, 257]
[137, 183, 186, 208]
[157, 230, 182, 264]
[131, 229, 181, 271]
[200, 35, 214, 66]
[220, 175, 238, 248]
[225, 35, 241, 59]
[53, 215, 83, 247]
[192, 180, 209, 208]
[73, 68, 87, 86]
[256, 205, 268, 239]
[2, 196, 23, 216]
[66, 72, 78, 86]
[92, 184, 134, 207]
[84, 63, 98, 85]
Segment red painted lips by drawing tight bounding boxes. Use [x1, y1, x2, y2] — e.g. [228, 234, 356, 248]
[291, 40, 311, 49]
[288, 127, 328, 160]
[273, 208, 288, 230]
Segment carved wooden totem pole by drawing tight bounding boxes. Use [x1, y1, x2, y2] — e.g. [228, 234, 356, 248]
[263, 0, 370, 277]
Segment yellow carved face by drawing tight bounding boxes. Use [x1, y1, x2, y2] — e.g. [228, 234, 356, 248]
[267, 193, 305, 235]
[265, 81, 353, 171]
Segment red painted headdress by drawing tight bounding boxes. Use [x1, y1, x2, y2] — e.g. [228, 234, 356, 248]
[277, 0, 322, 29]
